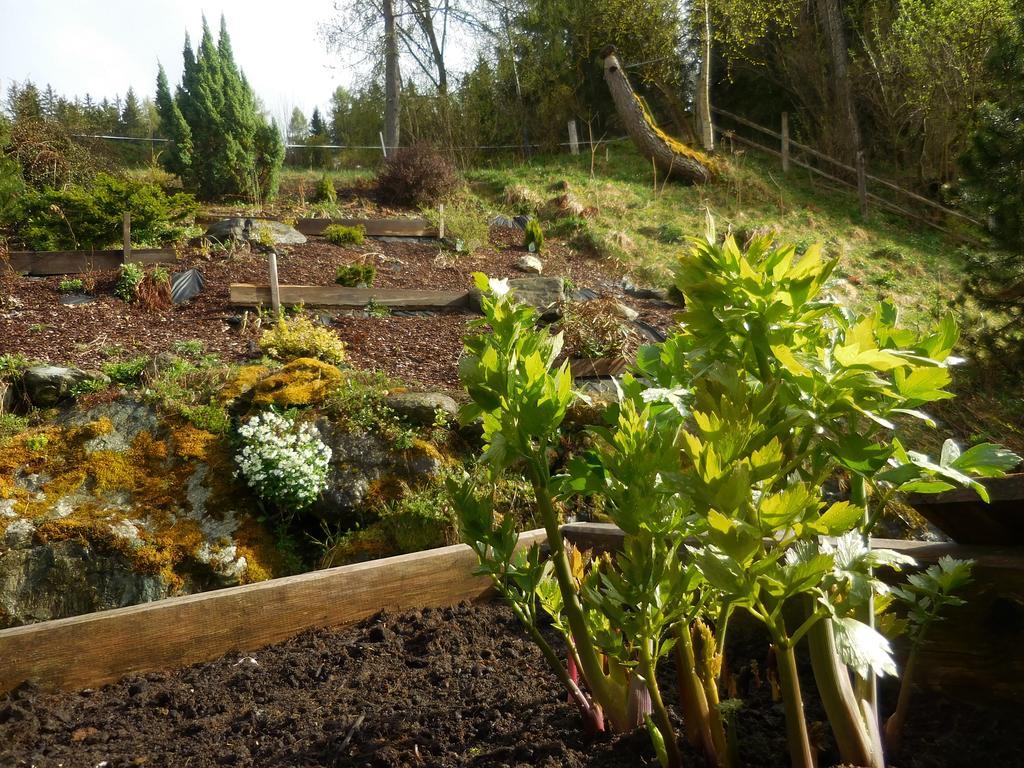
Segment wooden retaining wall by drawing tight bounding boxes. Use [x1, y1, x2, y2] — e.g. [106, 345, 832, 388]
[0, 530, 545, 695]
[295, 217, 438, 238]
[229, 284, 472, 310]
[562, 522, 1024, 704]
[2, 249, 175, 276]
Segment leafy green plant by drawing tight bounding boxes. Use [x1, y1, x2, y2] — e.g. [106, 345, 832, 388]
[323, 223, 365, 246]
[24, 433, 48, 452]
[102, 356, 150, 385]
[365, 298, 390, 318]
[335, 262, 375, 287]
[524, 218, 544, 253]
[259, 313, 347, 365]
[115, 262, 145, 302]
[559, 298, 638, 359]
[0, 413, 29, 442]
[58, 278, 84, 294]
[172, 339, 206, 358]
[0, 354, 30, 382]
[883, 556, 975, 751]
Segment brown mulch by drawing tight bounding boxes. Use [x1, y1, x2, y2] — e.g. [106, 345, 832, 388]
[0, 226, 675, 390]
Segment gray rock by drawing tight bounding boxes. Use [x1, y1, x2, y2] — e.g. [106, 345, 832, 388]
[515, 254, 544, 274]
[312, 421, 444, 521]
[21, 366, 109, 407]
[171, 269, 205, 304]
[205, 218, 306, 246]
[59, 293, 96, 307]
[58, 398, 161, 453]
[470, 277, 565, 313]
[623, 282, 671, 302]
[612, 302, 639, 322]
[4, 519, 35, 549]
[385, 392, 459, 427]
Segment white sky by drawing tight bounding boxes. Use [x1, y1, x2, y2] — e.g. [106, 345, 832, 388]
[0, 0, 351, 124]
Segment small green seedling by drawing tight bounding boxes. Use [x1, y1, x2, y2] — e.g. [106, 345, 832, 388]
[58, 278, 84, 294]
[336, 263, 376, 287]
[524, 219, 544, 253]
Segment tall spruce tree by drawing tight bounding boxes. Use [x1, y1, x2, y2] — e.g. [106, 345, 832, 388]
[155, 64, 193, 179]
[154, 15, 283, 200]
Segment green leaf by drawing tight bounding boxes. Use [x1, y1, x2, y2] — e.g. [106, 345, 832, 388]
[834, 344, 908, 371]
[832, 616, 898, 679]
[814, 500, 863, 536]
[951, 443, 1022, 477]
[894, 367, 953, 402]
[833, 433, 892, 474]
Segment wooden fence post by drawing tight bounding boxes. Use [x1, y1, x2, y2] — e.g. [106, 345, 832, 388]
[268, 250, 281, 317]
[568, 120, 580, 155]
[438, 204, 445, 240]
[781, 112, 790, 173]
[122, 212, 131, 261]
[856, 150, 869, 218]
[379, 131, 388, 159]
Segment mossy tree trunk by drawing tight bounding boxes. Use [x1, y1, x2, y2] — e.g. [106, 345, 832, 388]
[601, 47, 714, 184]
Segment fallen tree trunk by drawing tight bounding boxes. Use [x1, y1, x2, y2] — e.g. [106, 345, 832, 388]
[601, 46, 715, 184]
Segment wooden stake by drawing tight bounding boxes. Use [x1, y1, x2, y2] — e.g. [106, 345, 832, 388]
[652, 156, 658, 192]
[122, 212, 131, 261]
[268, 250, 281, 317]
[568, 120, 580, 155]
[781, 112, 790, 173]
[856, 150, 869, 219]
[379, 131, 388, 158]
[438, 204, 445, 240]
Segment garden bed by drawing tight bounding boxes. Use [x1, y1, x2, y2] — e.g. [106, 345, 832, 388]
[2, 603, 1020, 767]
[0, 225, 675, 391]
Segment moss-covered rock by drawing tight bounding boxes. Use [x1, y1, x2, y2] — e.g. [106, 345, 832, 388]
[251, 358, 343, 408]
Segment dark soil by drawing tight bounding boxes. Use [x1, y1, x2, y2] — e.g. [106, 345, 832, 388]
[0, 602, 1018, 768]
[0, 226, 675, 390]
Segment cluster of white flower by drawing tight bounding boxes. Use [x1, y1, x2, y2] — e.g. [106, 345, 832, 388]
[235, 411, 332, 511]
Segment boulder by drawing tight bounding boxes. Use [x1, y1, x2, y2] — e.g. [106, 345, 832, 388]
[385, 392, 459, 427]
[515, 254, 544, 274]
[21, 366, 109, 407]
[612, 302, 639, 322]
[470, 277, 565, 313]
[205, 218, 306, 246]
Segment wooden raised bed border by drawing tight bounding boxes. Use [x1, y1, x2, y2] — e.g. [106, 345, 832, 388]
[0, 530, 545, 695]
[295, 217, 438, 238]
[907, 474, 1024, 545]
[1, 248, 175, 277]
[562, 522, 1024, 704]
[229, 284, 472, 310]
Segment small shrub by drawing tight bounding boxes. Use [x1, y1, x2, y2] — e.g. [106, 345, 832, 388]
[314, 174, 337, 204]
[58, 278, 84, 294]
[657, 223, 686, 244]
[431, 194, 489, 254]
[335, 262, 376, 287]
[323, 224, 366, 246]
[172, 339, 205, 357]
[235, 411, 332, 512]
[524, 219, 544, 253]
[365, 298, 390, 318]
[376, 142, 460, 207]
[559, 298, 639, 359]
[143, 353, 233, 433]
[115, 262, 145, 302]
[138, 266, 172, 310]
[259, 313, 347, 365]
[102, 355, 151, 385]
[24, 433, 49, 452]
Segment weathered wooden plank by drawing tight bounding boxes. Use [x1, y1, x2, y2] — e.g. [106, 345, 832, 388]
[229, 283, 471, 310]
[296, 217, 438, 238]
[561, 522, 1024, 704]
[908, 474, 1024, 545]
[2, 248, 174, 276]
[568, 357, 628, 379]
[0, 530, 546, 695]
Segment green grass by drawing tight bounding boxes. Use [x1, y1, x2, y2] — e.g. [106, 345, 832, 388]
[466, 146, 989, 328]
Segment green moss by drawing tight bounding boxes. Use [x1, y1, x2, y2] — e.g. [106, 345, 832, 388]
[323, 223, 366, 246]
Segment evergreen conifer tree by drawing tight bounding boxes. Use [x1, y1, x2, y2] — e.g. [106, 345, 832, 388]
[155, 65, 193, 179]
[154, 15, 283, 200]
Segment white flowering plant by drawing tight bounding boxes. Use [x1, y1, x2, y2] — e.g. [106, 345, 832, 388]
[235, 411, 332, 511]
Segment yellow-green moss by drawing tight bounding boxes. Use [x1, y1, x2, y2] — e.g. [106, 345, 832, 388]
[171, 424, 219, 461]
[322, 523, 396, 567]
[233, 515, 287, 584]
[636, 94, 720, 177]
[219, 365, 270, 403]
[251, 357, 343, 408]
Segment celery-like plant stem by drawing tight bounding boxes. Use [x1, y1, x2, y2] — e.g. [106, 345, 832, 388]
[527, 456, 630, 731]
[640, 642, 683, 768]
[806, 617, 875, 766]
[693, 621, 729, 766]
[883, 647, 918, 752]
[773, 635, 815, 768]
[675, 623, 721, 765]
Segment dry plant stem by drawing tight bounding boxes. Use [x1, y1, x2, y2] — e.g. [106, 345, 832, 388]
[527, 456, 630, 732]
[675, 623, 722, 766]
